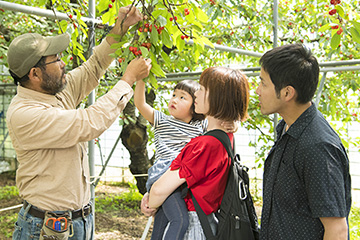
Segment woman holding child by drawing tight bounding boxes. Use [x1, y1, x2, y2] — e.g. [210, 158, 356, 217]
[141, 66, 250, 239]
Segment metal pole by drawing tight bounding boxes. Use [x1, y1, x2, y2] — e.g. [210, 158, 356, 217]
[315, 73, 327, 107]
[185, 39, 262, 58]
[87, 0, 96, 236]
[0, 1, 102, 24]
[273, 0, 279, 139]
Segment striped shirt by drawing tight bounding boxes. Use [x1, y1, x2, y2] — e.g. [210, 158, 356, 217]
[154, 110, 207, 162]
[146, 110, 207, 191]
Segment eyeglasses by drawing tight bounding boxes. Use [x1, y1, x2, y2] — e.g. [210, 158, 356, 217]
[43, 57, 62, 66]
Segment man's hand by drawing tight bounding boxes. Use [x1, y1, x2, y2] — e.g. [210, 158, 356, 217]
[118, 5, 143, 29]
[141, 193, 157, 217]
[122, 57, 152, 86]
[107, 6, 143, 45]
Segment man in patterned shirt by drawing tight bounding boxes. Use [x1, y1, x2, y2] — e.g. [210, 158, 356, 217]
[256, 44, 351, 240]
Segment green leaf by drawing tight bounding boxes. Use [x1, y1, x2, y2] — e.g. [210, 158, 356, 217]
[139, 47, 149, 57]
[192, 21, 203, 31]
[102, 11, 111, 25]
[175, 35, 186, 52]
[156, 15, 167, 27]
[148, 73, 159, 89]
[60, 20, 68, 33]
[318, 23, 330, 33]
[150, 27, 159, 43]
[160, 50, 171, 64]
[161, 30, 173, 48]
[152, 9, 167, 20]
[349, 27, 360, 45]
[77, 52, 87, 62]
[330, 33, 341, 49]
[335, 5, 344, 19]
[186, 12, 196, 23]
[149, 53, 166, 77]
[193, 6, 208, 23]
[97, 0, 109, 14]
[200, 36, 214, 49]
[351, 21, 360, 33]
[150, 61, 166, 77]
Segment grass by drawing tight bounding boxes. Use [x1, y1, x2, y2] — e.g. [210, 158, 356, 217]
[0, 184, 359, 239]
[0, 186, 18, 200]
[95, 182, 143, 213]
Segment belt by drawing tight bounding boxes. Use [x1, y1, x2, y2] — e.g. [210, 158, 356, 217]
[23, 201, 92, 220]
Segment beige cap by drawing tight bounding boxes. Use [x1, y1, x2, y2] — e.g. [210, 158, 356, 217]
[7, 33, 70, 78]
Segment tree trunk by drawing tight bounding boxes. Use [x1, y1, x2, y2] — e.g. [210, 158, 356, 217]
[120, 87, 155, 194]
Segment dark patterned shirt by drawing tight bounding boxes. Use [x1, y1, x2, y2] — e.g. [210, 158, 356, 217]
[260, 103, 352, 240]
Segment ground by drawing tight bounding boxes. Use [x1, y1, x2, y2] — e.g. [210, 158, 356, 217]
[0, 171, 152, 240]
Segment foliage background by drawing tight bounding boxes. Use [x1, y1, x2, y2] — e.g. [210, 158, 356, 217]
[0, 0, 359, 237]
[1, 0, 360, 160]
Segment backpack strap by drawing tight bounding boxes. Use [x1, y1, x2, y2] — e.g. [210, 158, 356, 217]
[190, 129, 233, 240]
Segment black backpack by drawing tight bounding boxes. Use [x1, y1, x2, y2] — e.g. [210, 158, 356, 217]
[190, 129, 260, 240]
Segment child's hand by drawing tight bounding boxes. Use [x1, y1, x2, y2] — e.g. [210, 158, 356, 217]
[141, 192, 157, 217]
[221, 121, 239, 133]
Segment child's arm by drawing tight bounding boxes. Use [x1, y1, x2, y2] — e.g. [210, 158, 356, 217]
[134, 80, 155, 124]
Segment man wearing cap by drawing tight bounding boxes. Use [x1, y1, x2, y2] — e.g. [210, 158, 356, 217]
[6, 6, 151, 240]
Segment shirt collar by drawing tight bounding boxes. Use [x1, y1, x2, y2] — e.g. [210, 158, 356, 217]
[17, 85, 59, 106]
[276, 102, 317, 140]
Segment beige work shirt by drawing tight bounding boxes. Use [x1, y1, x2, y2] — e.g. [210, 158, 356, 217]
[6, 40, 133, 211]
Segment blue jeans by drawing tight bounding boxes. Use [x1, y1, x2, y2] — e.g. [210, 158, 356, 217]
[151, 188, 189, 240]
[12, 203, 94, 240]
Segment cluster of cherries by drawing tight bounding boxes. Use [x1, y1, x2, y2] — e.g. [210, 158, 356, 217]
[141, 42, 152, 50]
[129, 46, 142, 56]
[328, 0, 341, 15]
[169, 16, 178, 21]
[184, 8, 190, 16]
[331, 25, 343, 35]
[139, 23, 165, 35]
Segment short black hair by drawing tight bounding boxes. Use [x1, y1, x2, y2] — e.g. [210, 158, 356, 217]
[9, 56, 47, 86]
[259, 44, 319, 104]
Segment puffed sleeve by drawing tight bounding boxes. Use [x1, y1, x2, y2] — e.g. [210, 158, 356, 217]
[170, 135, 229, 188]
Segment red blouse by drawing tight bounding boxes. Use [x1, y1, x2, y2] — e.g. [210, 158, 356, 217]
[170, 133, 232, 215]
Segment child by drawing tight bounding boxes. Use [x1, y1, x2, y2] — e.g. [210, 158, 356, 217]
[134, 79, 206, 240]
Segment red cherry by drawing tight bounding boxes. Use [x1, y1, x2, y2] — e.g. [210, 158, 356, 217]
[174, 16, 178, 21]
[169, 17, 174, 21]
[108, 4, 112, 8]
[145, 23, 149, 28]
[184, 8, 189, 12]
[69, 14, 73, 19]
[138, 27, 143, 32]
[329, 9, 337, 15]
[70, 56, 73, 60]
[181, 35, 185, 40]
[111, 0, 115, 2]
